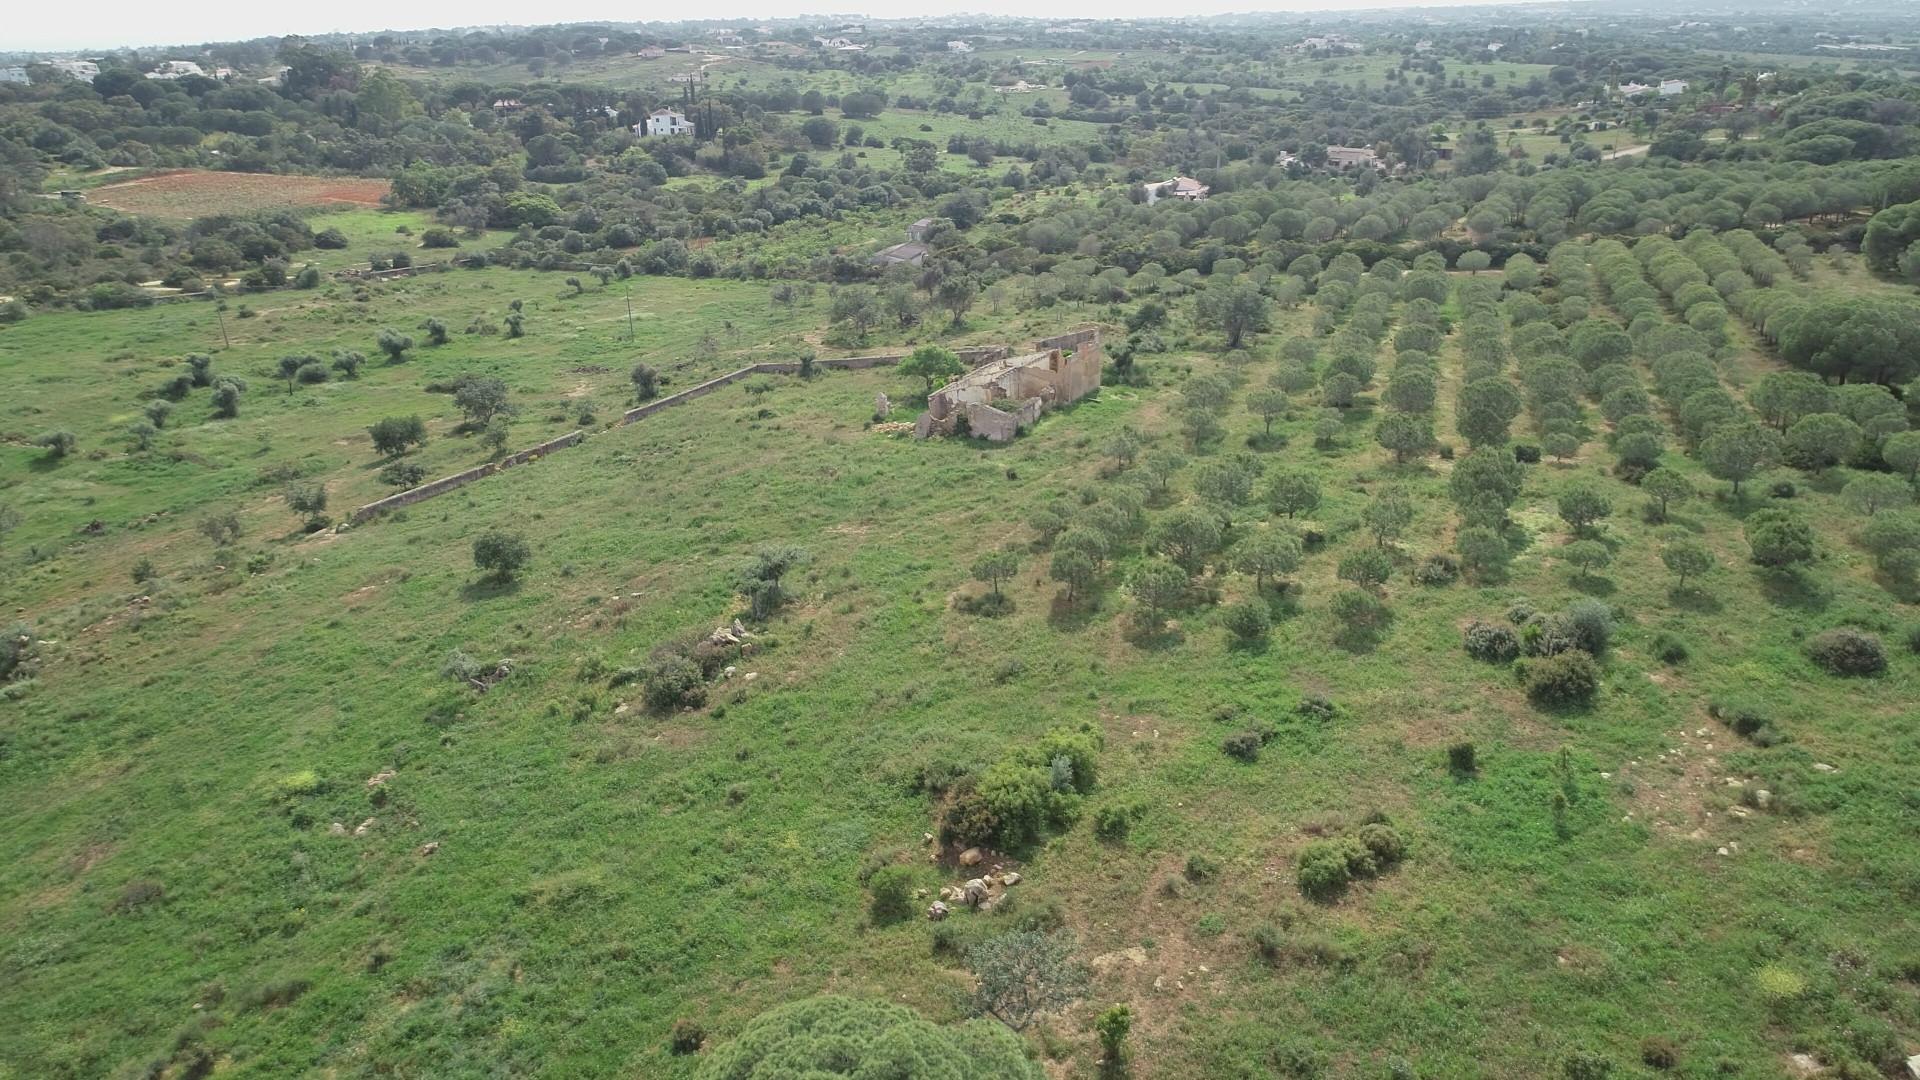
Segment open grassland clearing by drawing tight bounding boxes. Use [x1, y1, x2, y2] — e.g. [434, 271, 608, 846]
[84, 171, 392, 220]
[2, 260, 1917, 1078]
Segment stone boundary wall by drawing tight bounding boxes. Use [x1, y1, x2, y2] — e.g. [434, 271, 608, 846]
[1033, 327, 1100, 353]
[349, 430, 584, 523]
[350, 334, 1083, 523]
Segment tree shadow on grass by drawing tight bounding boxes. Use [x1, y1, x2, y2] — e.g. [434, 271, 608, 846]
[1332, 624, 1388, 655]
[1123, 618, 1184, 652]
[1226, 633, 1271, 656]
[1263, 584, 1303, 621]
[460, 575, 523, 602]
[1047, 590, 1102, 632]
[1756, 568, 1830, 612]
[1572, 573, 1617, 598]
[1666, 586, 1724, 615]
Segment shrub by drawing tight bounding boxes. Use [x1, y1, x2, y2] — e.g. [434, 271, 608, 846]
[643, 656, 707, 712]
[1769, 480, 1797, 499]
[1521, 613, 1579, 657]
[1183, 854, 1220, 883]
[1222, 600, 1271, 643]
[1295, 840, 1356, 899]
[1805, 628, 1887, 676]
[1356, 823, 1405, 866]
[378, 461, 427, 488]
[1221, 730, 1263, 762]
[667, 1017, 704, 1055]
[1708, 696, 1771, 736]
[1252, 923, 1285, 963]
[868, 865, 917, 925]
[1094, 802, 1142, 842]
[1650, 632, 1689, 664]
[1640, 1037, 1679, 1071]
[1464, 621, 1519, 662]
[472, 530, 531, 581]
[1295, 695, 1336, 722]
[1564, 599, 1614, 656]
[1562, 1050, 1613, 1080]
[1505, 601, 1536, 625]
[35, 430, 76, 459]
[1413, 553, 1459, 586]
[1513, 444, 1541, 463]
[1518, 651, 1601, 706]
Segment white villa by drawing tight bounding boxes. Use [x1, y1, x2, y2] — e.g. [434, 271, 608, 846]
[636, 109, 693, 137]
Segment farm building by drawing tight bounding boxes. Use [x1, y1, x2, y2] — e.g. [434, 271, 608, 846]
[1144, 176, 1210, 203]
[915, 329, 1103, 443]
[1326, 146, 1384, 170]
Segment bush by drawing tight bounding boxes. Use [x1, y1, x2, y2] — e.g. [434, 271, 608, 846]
[1650, 631, 1689, 664]
[1521, 613, 1579, 657]
[1412, 553, 1458, 585]
[1806, 628, 1887, 676]
[1564, 599, 1614, 656]
[868, 865, 917, 925]
[1183, 854, 1220, 882]
[1640, 1037, 1679, 1070]
[1221, 730, 1263, 762]
[1222, 600, 1271, 643]
[1356, 822, 1405, 866]
[643, 656, 707, 712]
[472, 530, 531, 580]
[34, 430, 76, 459]
[1094, 801, 1142, 842]
[1562, 1050, 1613, 1080]
[1463, 621, 1519, 662]
[668, 1017, 704, 1055]
[1295, 840, 1357, 899]
[1296, 695, 1336, 722]
[378, 461, 427, 488]
[1513, 444, 1541, 463]
[1518, 651, 1601, 707]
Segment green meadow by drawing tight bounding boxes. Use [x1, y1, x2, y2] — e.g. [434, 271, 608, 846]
[2, 247, 1915, 1080]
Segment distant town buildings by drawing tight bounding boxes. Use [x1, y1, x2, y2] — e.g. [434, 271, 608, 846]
[636, 46, 667, 59]
[145, 60, 204, 80]
[47, 59, 100, 83]
[947, 40, 974, 53]
[0, 66, 28, 84]
[1659, 78, 1690, 96]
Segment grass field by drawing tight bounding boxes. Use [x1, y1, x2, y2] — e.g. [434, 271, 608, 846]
[84, 171, 391, 220]
[1, 252, 1917, 1080]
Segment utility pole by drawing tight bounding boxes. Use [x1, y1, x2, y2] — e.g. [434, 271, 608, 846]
[214, 302, 231, 349]
[625, 282, 635, 341]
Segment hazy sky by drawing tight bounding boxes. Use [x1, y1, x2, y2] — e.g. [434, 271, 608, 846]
[8, 0, 1546, 53]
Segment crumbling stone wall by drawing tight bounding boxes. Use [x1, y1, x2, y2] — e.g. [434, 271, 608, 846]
[351, 333, 1084, 523]
[350, 430, 584, 522]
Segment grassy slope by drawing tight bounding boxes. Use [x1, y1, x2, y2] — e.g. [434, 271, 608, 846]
[1, 265, 1916, 1079]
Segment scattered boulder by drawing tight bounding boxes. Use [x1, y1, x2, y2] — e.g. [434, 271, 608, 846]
[999, 871, 1021, 887]
[418, 842, 439, 856]
[328, 822, 348, 837]
[1812, 762, 1836, 773]
[963, 879, 989, 907]
[365, 770, 396, 788]
[353, 817, 376, 837]
[927, 901, 950, 921]
[959, 847, 983, 867]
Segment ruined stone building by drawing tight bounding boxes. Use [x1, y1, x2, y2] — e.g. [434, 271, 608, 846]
[913, 328, 1102, 442]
